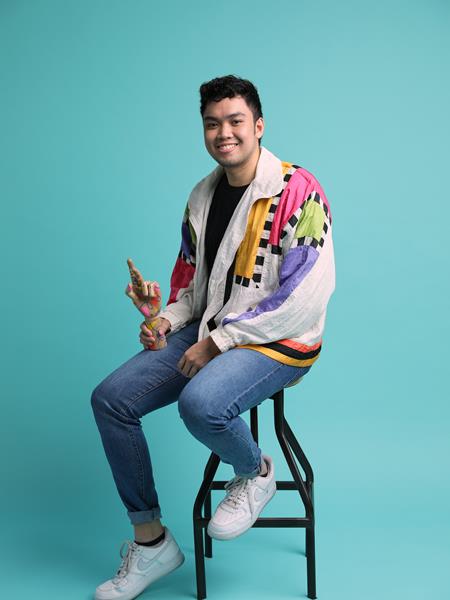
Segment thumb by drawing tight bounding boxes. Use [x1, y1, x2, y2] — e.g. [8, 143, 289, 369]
[158, 321, 170, 336]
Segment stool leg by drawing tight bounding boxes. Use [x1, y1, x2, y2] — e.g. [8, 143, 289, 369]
[250, 405, 258, 444]
[284, 417, 316, 559]
[272, 390, 317, 598]
[205, 490, 212, 558]
[273, 397, 313, 515]
[284, 416, 315, 495]
[193, 452, 221, 600]
[306, 526, 317, 599]
[194, 519, 206, 600]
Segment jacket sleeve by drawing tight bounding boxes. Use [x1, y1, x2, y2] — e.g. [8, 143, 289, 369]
[208, 189, 335, 352]
[158, 202, 197, 335]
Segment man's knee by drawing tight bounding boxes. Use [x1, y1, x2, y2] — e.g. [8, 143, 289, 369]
[178, 385, 226, 433]
[90, 377, 125, 418]
[90, 380, 110, 415]
[178, 386, 201, 424]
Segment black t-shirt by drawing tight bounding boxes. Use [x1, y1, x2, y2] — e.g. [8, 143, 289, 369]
[205, 173, 250, 278]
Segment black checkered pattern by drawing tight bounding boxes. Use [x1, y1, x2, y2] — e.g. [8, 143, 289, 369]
[292, 191, 330, 250]
[234, 164, 301, 287]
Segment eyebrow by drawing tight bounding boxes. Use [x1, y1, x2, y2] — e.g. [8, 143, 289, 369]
[203, 112, 246, 122]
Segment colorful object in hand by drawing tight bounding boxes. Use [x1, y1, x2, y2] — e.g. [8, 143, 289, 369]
[125, 258, 167, 350]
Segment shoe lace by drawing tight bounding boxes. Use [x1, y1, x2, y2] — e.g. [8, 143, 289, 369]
[112, 540, 140, 583]
[223, 475, 252, 508]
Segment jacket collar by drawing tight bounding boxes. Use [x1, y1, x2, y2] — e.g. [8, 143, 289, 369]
[207, 145, 283, 198]
[190, 145, 283, 218]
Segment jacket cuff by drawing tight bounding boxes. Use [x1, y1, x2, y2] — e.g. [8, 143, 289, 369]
[157, 308, 187, 336]
[209, 327, 236, 353]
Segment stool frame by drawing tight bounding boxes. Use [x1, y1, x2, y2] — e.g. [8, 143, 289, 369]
[193, 388, 317, 599]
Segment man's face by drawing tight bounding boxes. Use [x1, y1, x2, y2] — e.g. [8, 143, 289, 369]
[202, 95, 264, 170]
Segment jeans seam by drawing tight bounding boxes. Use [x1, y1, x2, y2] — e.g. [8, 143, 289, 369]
[227, 424, 262, 476]
[124, 372, 184, 413]
[126, 425, 145, 501]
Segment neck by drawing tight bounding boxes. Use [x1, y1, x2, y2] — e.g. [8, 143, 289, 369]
[224, 146, 261, 187]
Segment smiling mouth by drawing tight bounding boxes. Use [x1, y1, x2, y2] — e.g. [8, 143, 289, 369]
[217, 143, 239, 153]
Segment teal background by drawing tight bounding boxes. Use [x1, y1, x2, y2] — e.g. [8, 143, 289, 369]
[1, 0, 449, 598]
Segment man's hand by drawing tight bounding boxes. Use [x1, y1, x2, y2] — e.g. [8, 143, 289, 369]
[177, 337, 221, 378]
[126, 258, 162, 319]
[139, 317, 172, 350]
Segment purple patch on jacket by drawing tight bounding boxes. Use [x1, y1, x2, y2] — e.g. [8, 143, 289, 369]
[181, 221, 191, 258]
[223, 245, 319, 326]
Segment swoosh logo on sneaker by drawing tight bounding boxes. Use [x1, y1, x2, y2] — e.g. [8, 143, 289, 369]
[254, 487, 270, 502]
[137, 556, 160, 571]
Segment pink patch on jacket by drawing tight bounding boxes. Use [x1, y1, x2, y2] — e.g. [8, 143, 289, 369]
[269, 167, 331, 246]
[168, 257, 195, 304]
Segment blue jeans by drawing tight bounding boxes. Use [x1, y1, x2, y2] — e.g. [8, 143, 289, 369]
[91, 320, 311, 525]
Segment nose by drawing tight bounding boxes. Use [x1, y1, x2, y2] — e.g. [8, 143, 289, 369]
[217, 122, 233, 140]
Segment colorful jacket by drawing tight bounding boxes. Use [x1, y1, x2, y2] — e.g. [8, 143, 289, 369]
[158, 146, 335, 369]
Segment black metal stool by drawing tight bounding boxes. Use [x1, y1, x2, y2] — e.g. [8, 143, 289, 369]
[193, 387, 317, 599]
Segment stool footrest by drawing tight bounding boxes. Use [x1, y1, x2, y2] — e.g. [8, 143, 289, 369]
[209, 480, 305, 491]
[195, 516, 312, 528]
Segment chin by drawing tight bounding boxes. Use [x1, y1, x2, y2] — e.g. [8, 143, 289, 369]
[213, 151, 244, 167]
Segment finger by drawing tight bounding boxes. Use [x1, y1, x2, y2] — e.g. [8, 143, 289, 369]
[126, 285, 139, 302]
[153, 282, 161, 298]
[140, 327, 155, 340]
[186, 364, 198, 378]
[144, 281, 152, 299]
[144, 327, 156, 339]
[127, 259, 138, 282]
[140, 332, 155, 343]
[128, 262, 145, 291]
[142, 342, 154, 351]
[149, 281, 161, 298]
[134, 271, 145, 291]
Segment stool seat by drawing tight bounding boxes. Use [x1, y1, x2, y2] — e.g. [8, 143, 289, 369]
[192, 387, 317, 599]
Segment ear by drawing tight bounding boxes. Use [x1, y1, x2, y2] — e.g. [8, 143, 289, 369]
[255, 117, 264, 139]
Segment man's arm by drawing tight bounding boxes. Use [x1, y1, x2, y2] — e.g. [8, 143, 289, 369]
[208, 188, 335, 352]
[158, 202, 197, 334]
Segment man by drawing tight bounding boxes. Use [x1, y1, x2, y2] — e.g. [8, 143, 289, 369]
[91, 74, 335, 600]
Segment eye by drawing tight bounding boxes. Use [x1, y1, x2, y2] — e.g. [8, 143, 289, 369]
[232, 120, 243, 125]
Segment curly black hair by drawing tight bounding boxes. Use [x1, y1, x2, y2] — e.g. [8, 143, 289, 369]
[199, 74, 263, 123]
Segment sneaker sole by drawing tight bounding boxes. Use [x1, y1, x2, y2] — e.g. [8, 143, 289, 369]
[207, 484, 277, 541]
[95, 550, 185, 600]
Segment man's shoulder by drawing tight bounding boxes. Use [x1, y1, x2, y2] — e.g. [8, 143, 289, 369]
[281, 161, 319, 185]
[183, 164, 223, 221]
[282, 162, 328, 199]
[279, 162, 331, 222]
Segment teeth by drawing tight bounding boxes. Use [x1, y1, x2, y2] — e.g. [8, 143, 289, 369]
[219, 144, 237, 150]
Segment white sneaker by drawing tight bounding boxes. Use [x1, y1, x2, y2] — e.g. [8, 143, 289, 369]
[207, 454, 276, 541]
[94, 527, 185, 600]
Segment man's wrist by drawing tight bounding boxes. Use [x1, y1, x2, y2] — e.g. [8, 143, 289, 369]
[207, 336, 221, 356]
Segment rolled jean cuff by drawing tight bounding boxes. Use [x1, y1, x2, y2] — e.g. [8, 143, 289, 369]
[237, 467, 261, 478]
[127, 506, 162, 525]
